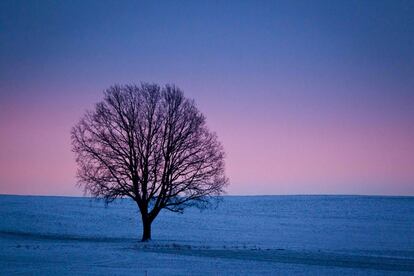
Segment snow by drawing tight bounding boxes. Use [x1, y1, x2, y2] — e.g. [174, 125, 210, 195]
[1, 195, 413, 275]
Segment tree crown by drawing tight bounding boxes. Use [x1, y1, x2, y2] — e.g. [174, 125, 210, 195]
[71, 83, 228, 215]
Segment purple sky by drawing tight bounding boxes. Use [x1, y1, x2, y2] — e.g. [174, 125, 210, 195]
[1, 0, 413, 196]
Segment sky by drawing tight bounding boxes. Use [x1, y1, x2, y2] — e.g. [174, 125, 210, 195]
[0, 0, 413, 196]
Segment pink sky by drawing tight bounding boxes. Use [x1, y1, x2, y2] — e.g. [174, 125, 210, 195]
[1, 82, 413, 196]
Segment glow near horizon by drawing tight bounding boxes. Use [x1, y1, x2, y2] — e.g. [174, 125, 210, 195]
[0, 0, 413, 196]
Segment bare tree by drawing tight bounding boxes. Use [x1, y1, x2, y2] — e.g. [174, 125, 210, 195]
[71, 83, 228, 241]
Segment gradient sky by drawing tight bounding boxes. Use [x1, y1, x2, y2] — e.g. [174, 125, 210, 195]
[1, 0, 413, 196]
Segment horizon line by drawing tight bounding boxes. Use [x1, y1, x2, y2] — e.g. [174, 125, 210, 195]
[1, 193, 413, 198]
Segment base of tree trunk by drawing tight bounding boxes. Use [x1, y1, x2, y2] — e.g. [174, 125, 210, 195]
[141, 220, 152, 242]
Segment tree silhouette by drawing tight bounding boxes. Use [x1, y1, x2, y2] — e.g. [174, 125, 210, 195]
[71, 83, 228, 241]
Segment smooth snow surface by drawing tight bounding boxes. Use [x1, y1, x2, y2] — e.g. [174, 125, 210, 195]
[1, 195, 413, 275]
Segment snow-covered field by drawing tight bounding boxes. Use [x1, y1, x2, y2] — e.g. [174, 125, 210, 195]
[1, 195, 413, 275]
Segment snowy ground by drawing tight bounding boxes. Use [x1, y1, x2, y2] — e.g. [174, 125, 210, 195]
[1, 195, 413, 275]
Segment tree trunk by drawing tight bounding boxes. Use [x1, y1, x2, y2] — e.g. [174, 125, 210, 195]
[141, 216, 152, 242]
